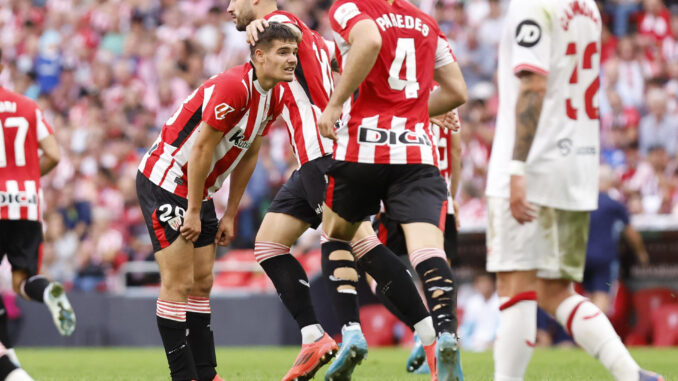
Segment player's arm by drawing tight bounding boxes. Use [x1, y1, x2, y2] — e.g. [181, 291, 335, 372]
[246, 17, 302, 45]
[215, 135, 263, 246]
[318, 19, 382, 140]
[623, 224, 650, 266]
[509, 71, 546, 224]
[181, 122, 223, 242]
[38, 134, 61, 175]
[429, 63, 467, 117]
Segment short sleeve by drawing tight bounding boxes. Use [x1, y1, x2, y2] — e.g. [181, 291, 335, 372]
[509, 1, 551, 76]
[35, 108, 53, 140]
[266, 12, 303, 36]
[435, 32, 456, 69]
[329, 0, 371, 42]
[202, 78, 247, 133]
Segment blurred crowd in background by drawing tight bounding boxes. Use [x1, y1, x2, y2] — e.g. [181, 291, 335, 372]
[0, 0, 677, 295]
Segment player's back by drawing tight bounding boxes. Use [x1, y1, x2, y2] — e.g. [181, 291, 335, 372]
[0, 87, 52, 221]
[330, 0, 452, 165]
[487, 0, 601, 210]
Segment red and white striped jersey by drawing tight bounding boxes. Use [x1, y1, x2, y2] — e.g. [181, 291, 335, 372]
[0, 87, 53, 221]
[265, 11, 335, 166]
[329, 0, 456, 165]
[430, 109, 460, 215]
[138, 63, 283, 199]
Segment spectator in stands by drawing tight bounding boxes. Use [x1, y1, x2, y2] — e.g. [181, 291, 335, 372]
[584, 165, 650, 314]
[627, 145, 675, 214]
[638, 88, 678, 157]
[605, 0, 642, 37]
[458, 273, 499, 352]
[616, 38, 646, 108]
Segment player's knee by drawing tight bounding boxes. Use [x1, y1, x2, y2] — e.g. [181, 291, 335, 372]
[193, 272, 214, 296]
[162, 274, 194, 297]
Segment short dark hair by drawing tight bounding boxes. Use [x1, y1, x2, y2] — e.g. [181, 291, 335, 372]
[250, 22, 300, 56]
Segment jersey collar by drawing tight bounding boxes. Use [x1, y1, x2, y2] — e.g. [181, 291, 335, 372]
[249, 62, 269, 95]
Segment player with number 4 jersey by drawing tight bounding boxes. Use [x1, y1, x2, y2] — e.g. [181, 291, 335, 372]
[319, 0, 467, 379]
[485, 2, 664, 381]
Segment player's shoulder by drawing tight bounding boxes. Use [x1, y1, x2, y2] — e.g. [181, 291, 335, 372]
[266, 10, 301, 26]
[205, 64, 251, 105]
[0, 87, 39, 110]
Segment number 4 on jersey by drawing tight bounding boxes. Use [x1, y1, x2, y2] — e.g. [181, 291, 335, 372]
[388, 38, 419, 99]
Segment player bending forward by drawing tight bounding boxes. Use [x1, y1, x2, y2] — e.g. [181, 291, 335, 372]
[485, 1, 663, 380]
[0, 47, 75, 372]
[318, 0, 467, 379]
[136, 24, 298, 381]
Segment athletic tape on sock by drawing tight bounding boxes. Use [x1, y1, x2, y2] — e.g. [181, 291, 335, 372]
[351, 234, 381, 260]
[156, 299, 187, 322]
[409, 247, 446, 268]
[186, 296, 210, 314]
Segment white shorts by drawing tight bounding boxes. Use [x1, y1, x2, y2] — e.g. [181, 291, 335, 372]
[485, 197, 590, 282]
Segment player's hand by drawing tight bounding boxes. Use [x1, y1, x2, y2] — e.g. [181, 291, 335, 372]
[452, 199, 460, 230]
[215, 216, 236, 246]
[431, 109, 461, 132]
[180, 211, 201, 243]
[318, 103, 341, 141]
[509, 175, 537, 224]
[246, 19, 269, 45]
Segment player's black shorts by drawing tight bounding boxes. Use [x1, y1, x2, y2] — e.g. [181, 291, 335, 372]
[372, 211, 458, 262]
[326, 162, 447, 226]
[267, 155, 334, 228]
[136, 172, 218, 252]
[0, 219, 43, 276]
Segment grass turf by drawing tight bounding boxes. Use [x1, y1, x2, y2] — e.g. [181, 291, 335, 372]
[15, 347, 677, 380]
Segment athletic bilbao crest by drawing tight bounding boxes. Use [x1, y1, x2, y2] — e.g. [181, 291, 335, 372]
[214, 103, 235, 120]
[167, 216, 182, 231]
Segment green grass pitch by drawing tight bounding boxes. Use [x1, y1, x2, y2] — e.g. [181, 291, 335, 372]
[15, 347, 677, 380]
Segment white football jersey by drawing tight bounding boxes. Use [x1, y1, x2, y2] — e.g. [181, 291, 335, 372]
[486, 0, 601, 211]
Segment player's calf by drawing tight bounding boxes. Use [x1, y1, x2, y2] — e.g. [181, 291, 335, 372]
[321, 240, 361, 330]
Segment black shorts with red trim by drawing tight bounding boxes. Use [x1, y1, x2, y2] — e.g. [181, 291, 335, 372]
[136, 172, 218, 252]
[325, 162, 447, 226]
[0, 219, 43, 276]
[372, 212, 458, 262]
[267, 155, 334, 229]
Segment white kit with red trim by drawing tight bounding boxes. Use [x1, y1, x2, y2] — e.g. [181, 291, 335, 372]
[486, 0, 601, 211]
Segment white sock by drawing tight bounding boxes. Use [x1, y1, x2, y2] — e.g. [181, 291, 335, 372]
[7, 349, 20, 367]
[494, 292, 537, 381]
[6, 368, 34, 381]
[413, 316, 436, 346]
[300, 324, 324, 344]
[555, 294, 639, 381]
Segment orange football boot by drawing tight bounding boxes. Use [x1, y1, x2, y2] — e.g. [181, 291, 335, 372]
[424, 342, 438, 381]
[281, 333, 338, 381]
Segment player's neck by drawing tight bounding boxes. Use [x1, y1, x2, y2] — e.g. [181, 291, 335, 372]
[251, 64, 275, 92]
[258, 5, 279, 19]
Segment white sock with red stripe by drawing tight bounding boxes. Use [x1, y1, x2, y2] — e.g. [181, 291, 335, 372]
[555, 294, 639, 381]
[494, 291, 537, 381]
[351, 234, 381, 261]
[156, 299, 186, 322]
[187, 296, 211, 315]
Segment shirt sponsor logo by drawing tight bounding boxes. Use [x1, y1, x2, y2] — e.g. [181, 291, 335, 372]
[557, 138, 572, 156]
[557, 138, 596, 156]
[358, 126, 432, 146]
[214, 103, 235, 120]
[515, 20, 541, 48]
[0, 191, 38, 206]
[228, 129, 251, 149]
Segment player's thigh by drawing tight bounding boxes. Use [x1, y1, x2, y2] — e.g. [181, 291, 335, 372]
[321, 205, 362, 241]
[154, 236, 195, 283]
[1, 220, 42, 279]
[537, 210, 590, 283]
[401, 222, 444, 253]
[256, 212, 311, 246]
[485, 196, 551, 273]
